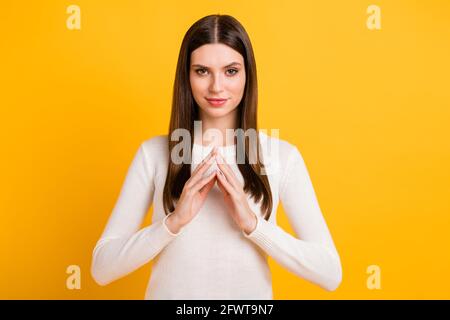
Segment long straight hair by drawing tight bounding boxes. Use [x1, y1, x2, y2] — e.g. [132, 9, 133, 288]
[163, 14, 273, 220]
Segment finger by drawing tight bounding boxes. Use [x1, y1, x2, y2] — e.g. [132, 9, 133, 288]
[215, 152, 241, 190]
[191, 170, 217, 194]
[216, 169, 237, 197]
[187, 152, 217, 189]
[198, 176, 216, 200]
[215, 172, 228, 195]
[191, 146, 217, 177]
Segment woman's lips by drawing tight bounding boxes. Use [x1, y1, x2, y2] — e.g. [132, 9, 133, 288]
[206, 98, 228, 107]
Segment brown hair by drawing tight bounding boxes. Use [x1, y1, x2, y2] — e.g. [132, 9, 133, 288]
[163, 14, 273, 220]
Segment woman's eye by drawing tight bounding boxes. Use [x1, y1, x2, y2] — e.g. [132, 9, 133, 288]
[226, 69, 238, 76]
[194, 68, 238, 76]
[196, 69, 207, 75]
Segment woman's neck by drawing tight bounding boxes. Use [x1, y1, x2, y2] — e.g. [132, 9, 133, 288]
[194, 111, 239, 147]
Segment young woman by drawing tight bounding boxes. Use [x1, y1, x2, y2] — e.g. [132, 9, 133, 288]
[91, 14, 342, 299]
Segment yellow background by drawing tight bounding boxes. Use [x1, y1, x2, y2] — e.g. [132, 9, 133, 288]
[1, 0, 449, 299]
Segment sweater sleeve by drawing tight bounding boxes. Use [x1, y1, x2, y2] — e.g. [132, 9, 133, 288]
[242, 145, 343, 291]
[91, 142, 183, 286]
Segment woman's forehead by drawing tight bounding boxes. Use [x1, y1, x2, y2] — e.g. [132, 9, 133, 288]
[191, 43, 244, 66]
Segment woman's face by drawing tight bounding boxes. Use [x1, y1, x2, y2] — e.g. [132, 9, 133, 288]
[189, 43, 246, 123]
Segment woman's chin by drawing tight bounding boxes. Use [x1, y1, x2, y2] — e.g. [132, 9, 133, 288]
[200, 107, 232, 118]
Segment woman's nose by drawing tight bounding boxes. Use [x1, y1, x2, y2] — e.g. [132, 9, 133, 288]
[209, 74, 224, 92]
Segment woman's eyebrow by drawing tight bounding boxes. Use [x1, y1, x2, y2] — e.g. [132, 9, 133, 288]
[191, 62, 242, 68]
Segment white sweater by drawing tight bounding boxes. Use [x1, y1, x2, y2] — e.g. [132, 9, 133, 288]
[91, 131, 342, 299]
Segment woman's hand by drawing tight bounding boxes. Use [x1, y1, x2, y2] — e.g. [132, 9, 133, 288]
[166, 147, 218, 233]
[215, 152, 258, 235]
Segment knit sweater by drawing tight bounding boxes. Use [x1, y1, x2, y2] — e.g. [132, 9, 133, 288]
[91, 131, 342, 299]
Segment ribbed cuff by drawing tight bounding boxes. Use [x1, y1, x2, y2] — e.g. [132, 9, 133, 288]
[162, 212, 185, 237]
[241, 214, 277, 249]
[242, 214, 263, 238]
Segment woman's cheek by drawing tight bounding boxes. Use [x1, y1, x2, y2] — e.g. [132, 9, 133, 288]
[190, 76, 205, 95]
[232, 78, 245, 100]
